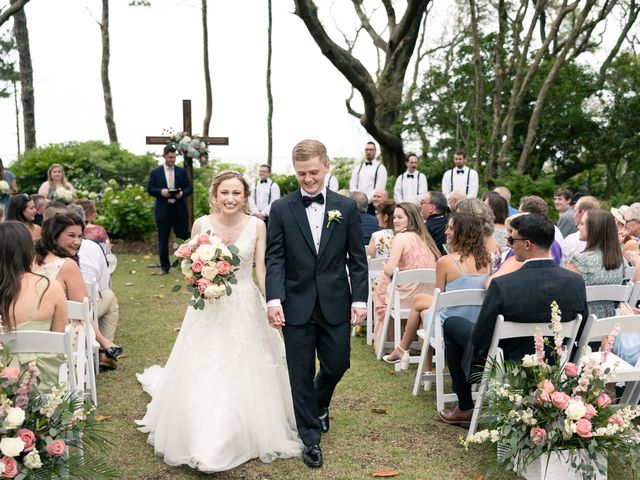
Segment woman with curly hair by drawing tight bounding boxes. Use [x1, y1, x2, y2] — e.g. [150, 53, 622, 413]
[383, 213, 491, 371]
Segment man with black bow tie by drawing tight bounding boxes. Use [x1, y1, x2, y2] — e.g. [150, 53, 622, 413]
[349, 142, 388, 214]
[393, 152, 428, 202]
[250, 163, 280, 226]
[441, 150, 479, 199]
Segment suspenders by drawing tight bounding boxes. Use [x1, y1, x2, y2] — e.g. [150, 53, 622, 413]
[449, 168, 471, 195]
[327, 174, 335, 189]
[254, 180, 273, 206]
[356, 162, 381, 190]
[400, 172, 422, 197]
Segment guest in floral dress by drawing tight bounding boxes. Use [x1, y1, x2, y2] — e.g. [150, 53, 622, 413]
[367, 199, 396, 259]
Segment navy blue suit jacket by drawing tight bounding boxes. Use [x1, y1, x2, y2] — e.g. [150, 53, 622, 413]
[147, 165, 193, 221]
[360, 213, 379, 246]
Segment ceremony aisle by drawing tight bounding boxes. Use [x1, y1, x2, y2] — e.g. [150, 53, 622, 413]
[96, 253, 623, 479]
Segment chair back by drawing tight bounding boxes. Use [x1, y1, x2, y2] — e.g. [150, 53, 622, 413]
[585, 283, 634, 303]
[574, 314, 640, 363]
[368, 256, 387, 273]
[105, 253, 117, 274]
[628, 282, 640, 307]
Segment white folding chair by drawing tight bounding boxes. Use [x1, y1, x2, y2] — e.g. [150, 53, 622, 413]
[585, 282, 634, 303]
[362, 256, 387, 345]
[574, 313, 640, 405]
[413, 288, 486, 410]
[68, 298, 98, 406]
[375, 267, 436, 369]
[84, 280, 101, 376]
[628, 282, 640, 308]
[105, 253, 117, 275]
[467, 314, 581, 440]
[0, 327, 77, 391]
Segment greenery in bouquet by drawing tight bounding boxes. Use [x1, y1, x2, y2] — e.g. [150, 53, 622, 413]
[463, 301, 640, 480]
[0, 181, 11, 198]
[51, 188, 74, 205]
[173, 233, 241, 309]
[0, 345, 116, 479]
[169, 131, 209, 167]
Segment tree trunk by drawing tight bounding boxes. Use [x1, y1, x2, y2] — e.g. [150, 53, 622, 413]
[201, 0, 212, 136]
[0, 0, 30, 28]
[13, 79, 20, 158]
[11, 0, 35, 150]
[468, 0, 484, 171]
[266, 0, 274, 167]
[101, 0, 118, 143]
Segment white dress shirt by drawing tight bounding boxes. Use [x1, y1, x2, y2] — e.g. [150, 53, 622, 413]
[163, 165, 175, 189]
[79, 239, 111, 292]
[562, 231, 586, 265]
[324, 173, 339, 192]
[393, 170, 428, 202]
[249, 178, 280, 216]
[441, 165, 479, 199]
[349, 160, 388, 202]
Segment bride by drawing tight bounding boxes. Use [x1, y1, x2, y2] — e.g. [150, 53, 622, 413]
[136, 170, 302, 472]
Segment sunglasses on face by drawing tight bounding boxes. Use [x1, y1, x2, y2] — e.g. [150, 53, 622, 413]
[507, 236, 530, 246]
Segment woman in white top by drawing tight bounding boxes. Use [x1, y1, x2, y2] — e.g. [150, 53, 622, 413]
[37, 163, 76, 201]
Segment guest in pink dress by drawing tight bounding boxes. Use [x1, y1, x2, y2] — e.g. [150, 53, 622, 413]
[373, 202, 441, 351]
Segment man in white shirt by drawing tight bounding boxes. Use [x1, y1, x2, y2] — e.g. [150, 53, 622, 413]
[441, 150, 479, 199]
[393, 153, 428, 202]
[324, 165, 339, 191]
[250, 164, 280, 225]
[562, 196, 600, 264]
[349, 142, 388, 214]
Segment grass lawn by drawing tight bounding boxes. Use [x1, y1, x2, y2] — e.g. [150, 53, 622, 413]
[96, 253, 624, 479]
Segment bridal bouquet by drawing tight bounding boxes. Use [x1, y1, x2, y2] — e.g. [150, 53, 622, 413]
[464, 301, 640, 479]
[174, 232, 240, 309]
[0, 180, 11, 197]
[51, 187, 73, 204]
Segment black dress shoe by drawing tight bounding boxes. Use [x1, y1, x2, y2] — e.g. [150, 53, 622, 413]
[101, 346, 123, 361]
[318, 407, 330, 433]
[158, 270, 169, 276]
[303, 444, 323, 468]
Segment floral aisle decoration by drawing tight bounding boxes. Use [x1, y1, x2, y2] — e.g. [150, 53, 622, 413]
[170, 131, 209, 167]
[0, 181, 11, 198]
[463, 301, 640, 480]
[0, 343, 116, 478]
[51, 187, 73, 204]
[173, 232, 241, 309]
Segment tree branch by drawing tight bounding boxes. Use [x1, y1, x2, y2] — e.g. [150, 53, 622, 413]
[352, 0, 388, 52]
[0, 0, 30, 28]
[381, 0, 396, 31]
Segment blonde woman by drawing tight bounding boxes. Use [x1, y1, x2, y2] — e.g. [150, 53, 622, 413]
[38, 164, 76, 200]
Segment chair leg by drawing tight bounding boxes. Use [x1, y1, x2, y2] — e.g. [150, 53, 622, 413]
[413, 338, 428, 395]
[376, 304, 392, 360]
[366, 296, 373, 345]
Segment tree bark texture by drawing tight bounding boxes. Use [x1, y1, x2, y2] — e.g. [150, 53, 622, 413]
[201, 0, 212, 136]
[101, 0, 118, 143]
[13, 80, 20, 158]
[11, 0, 35, 151]
[468, 0, 484, 171]
[0, 0, 29, 28]
[266, 0, 274, 167]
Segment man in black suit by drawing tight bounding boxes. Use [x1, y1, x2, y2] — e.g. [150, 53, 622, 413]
[420, 191, 449, 255]
[266, 139, 368, 469]
[147, 145, 193, 275]
[439, 213, 588, 426]
[350, 190, 379, 245]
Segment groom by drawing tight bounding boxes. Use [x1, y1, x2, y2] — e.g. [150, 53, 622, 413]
[266, 139, 368, 468]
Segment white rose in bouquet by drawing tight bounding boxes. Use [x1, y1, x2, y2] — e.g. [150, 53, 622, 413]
[0, 437, 25, 457]
[4, 406, 25, 429]
[201, 265, 218, 281]
[522, 354, 537, 368]
[203, 283, 226, 299]
[0, 180, 11, 195]
[195, 244, 216, 262]
[219, 245, 232, 258]
[565, 399, 587, 420]
[24, 450, 43, 469]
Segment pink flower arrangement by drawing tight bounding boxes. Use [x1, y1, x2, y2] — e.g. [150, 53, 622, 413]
[173, 232, 240, 309]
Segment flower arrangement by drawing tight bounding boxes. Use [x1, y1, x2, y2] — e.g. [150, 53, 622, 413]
[326, 209, 342, 228]
[0, 181, 11, 197]
[170, 131, 209, 167]
[0, 346, 115, 478]
[173, 232, 241, 309]
[464, 301, 640, 479]
[51, 187, 73, 204]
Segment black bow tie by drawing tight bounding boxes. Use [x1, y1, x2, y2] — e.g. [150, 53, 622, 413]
[260, 179, 268, 184]
[456, 169, 465, 174]
[302, 193, 324, 208]
[365, 161, 373, 166]
[406, 174, 414, 178]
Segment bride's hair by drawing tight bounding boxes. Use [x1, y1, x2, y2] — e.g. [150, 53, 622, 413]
[209, 170, 251, 214]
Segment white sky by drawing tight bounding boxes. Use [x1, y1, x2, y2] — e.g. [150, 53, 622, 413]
[0, 0, 407, 173]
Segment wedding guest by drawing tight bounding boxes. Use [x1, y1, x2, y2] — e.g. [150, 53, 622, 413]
[250, 164, 280, 225]
[565, 209, 624, 319]
[350, 191, 379, 246]
[373, 202, 440, 351]
[0, 157, 18, 215]
[621, 203, 640, 256]
[372, 188, 389, 212]
[30, 194, 47, 226]
[35, 209, 122, 370]
[393, 153, 428, 202]
[77, 199, 111, 252]
[383, 213, 491, 371]
[439, 214, 588, 426]
[0, 221, 67, 391]
[367, 200, 396, 258]
[350, 142, 388, 214]
[447, 190, 466, 213]
[37, 163, 76, 201]
[554, 188, 577, 238]
[493, 186, 518, 216]
[7, 193, 41, 241]
[441, 151, 478, 199]
[420, 191, 449, 256]
[519, 195, 564, 264]
[456, 198, 501, 270]
[482, 191, 509, 253]
[324, 161, 339, 192]
[485, 213, 527, 286]
[562, 196, 600, 263]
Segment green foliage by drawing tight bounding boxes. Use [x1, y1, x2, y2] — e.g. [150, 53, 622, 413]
[0, 32, 19, 98]
[270, 174, 299, 196]
[328, 156, 357, 190]
[90, 179, 156, 240]
[494, 171, 559, 219]
[12, 141, 157, 194]
[192, 161, 246, 219]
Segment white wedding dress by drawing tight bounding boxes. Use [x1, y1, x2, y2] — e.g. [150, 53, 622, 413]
[136, 215, 302, 472]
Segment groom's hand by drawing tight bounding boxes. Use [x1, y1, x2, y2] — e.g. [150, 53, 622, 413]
[268, 306, 286, 329]
[351, 307, 366, 326]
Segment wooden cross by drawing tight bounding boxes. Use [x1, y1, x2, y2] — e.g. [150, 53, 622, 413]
[146, 99, 229, 228]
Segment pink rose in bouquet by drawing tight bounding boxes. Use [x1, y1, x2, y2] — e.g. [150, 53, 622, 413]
[16, 429, 35, 452]
[0, 367, 20, 383]
[191, 259, 204, 273]
[575, 418, 593, 438]
[551, 391, 570, 409]
[530, 427, 547, 445]
[45, 439, 66, 457]
[174, 243, 193, 259]
[196, 233, 211, 245]
[541, 379, 555, 393]
[196, 278, 213, 294]
[608, 413, 625, 427]
[583, 403, 597, 420]
[2, 457, 18, 478]
[216, 260, 232, 276]
[595, 393, 612, 408]
[564, 362, 578, 378]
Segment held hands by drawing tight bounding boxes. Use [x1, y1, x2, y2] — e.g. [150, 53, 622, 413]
[267, 306, 286, 329]
[351, 307, 366, 326]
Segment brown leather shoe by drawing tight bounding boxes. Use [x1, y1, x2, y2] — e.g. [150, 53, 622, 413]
[99, 352, 118, 371]
[438, 406, 473, 427]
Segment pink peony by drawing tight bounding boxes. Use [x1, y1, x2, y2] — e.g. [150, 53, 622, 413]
[216, 260, 232, 276]
[174, 243, 192, 258]
[2, 457, 18, 478]
[191, 259, 204, 273]
[0, 368, 20, 383]
[541, 379, 555, 394]
[564, 362, 578, 378]
[536, 390, 550, 405]
[551, 391, 570, 409]
[575, 418, 593, 438]
[16, 429, 35, 452]
[44, 439, 66, 457]
[583, 403, 598, 420]
[196, 278, 212, 294]
[595, 393, 612, 408]
[608, 413, 625, 427]
[530, 427, 547, 446]
[196, 233, 211, 245]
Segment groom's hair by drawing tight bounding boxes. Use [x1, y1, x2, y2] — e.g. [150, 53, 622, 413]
[292, 139, 329, 165]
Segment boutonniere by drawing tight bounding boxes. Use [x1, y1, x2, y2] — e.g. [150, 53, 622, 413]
[326, 209, 342, 228]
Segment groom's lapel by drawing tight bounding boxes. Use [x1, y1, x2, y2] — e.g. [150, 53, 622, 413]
[317, 192, 338, 259]
[288, 191, 317, 256]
